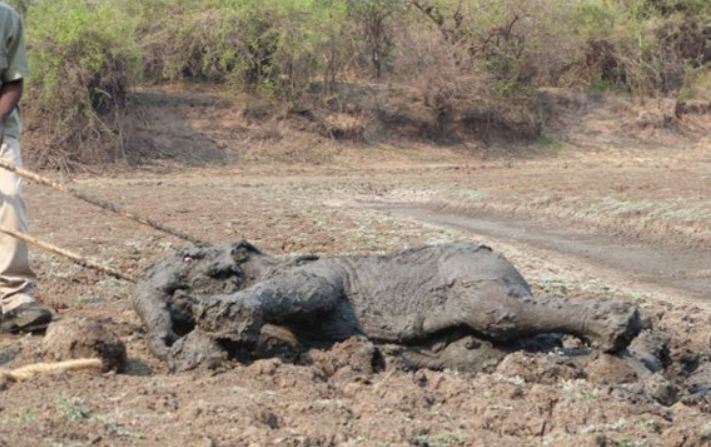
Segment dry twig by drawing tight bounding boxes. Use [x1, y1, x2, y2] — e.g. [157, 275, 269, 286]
[0, 358, 103, 382]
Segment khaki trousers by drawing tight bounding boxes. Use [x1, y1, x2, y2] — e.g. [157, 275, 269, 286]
[0, 136, 35, 313]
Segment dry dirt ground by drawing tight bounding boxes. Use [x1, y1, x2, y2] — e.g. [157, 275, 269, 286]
[1, 88, 711, 446]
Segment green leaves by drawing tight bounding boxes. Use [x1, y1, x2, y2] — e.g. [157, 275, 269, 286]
[137, 0, 350, 98]
[24, 0, 141, 104]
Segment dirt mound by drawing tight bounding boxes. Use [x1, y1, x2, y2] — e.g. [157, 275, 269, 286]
[677, 99, 711, 115]
[43, 318, 127, 373]
[83, 84, 711, 170]
[321, 82, 542, 145]
[136, 81, 545, 164]
[495, 351, 586, 384]
[584, 353, 640, 384]
[538, 88, 711, 148]
[122, 89, 230, 165]
[308, 336, 384, 384]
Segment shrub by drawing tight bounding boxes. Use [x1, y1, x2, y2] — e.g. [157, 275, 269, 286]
[346, 0, 407, 79]
[141, 0, 351, 100]
[22, 0, 141, 168]
[9, 0, 711, 166]
[571, 0, 711, 95]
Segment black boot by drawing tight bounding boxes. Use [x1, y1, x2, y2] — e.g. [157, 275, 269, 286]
[1, 303, 53, 333]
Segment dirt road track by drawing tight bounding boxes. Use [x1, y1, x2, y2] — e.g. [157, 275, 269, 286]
[374, 203, 711, 302]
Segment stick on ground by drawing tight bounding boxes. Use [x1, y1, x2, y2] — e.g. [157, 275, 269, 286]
[0, 159, 207, 246]
[0, 228, 136, 283]
[0, 358, 103, 382]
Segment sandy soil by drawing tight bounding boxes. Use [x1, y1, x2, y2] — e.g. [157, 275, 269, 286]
[1, 88, 711, 446]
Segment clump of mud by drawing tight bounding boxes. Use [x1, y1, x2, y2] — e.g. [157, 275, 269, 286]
[495, 351, 587, 384]
[43, 318, 127, 373]
[308, 336, 385, 385]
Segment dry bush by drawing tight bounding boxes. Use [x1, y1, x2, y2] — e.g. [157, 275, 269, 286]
[655, 16, 711, 92]
[21, 0, 140, 170]
[345, 0, 408, 79]
[26, 48, 133, 169]
[141, 9, 246, 85]
[387, 8, 541, 143]
[563, 0, 711, 96]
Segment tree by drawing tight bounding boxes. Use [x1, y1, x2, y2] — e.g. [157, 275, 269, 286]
[348, 0, 405, 79]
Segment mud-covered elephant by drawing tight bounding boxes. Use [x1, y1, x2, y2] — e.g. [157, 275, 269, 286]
[132, 241, 641, 371]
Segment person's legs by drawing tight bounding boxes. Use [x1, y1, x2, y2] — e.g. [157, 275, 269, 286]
[0, 137, 50, 331]
[0, 136, 35, 312]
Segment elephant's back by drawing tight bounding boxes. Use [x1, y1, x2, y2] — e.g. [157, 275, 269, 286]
[342, 242, 516, 337]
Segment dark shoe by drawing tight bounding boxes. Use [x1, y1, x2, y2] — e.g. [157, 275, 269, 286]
[0, 303, 53, 333]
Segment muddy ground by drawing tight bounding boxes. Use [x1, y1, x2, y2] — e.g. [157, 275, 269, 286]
[1, 87, 711, 446]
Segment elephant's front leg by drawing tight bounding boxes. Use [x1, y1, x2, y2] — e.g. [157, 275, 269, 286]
[192, 267, 346, 347]
[192, 291, 264, 347]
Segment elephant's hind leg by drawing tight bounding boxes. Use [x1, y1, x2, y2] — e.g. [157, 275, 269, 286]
[436, 281, 641, 352]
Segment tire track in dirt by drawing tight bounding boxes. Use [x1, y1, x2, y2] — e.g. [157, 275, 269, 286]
[372, 202, 711, 302]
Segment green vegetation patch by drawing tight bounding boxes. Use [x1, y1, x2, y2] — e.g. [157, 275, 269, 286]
[20, 0, 141, 168]
[7, 0, 710, 167]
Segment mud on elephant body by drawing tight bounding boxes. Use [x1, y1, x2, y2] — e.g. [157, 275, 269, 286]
[132, 241, 642, 372]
